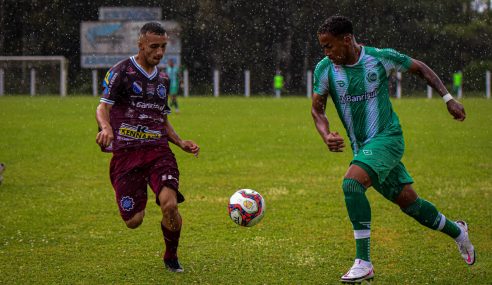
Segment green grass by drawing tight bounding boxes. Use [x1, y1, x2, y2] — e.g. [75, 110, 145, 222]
[0, 95, 490, 284]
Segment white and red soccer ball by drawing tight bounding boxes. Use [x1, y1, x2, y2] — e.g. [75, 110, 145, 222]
[228, 189, 265, 227]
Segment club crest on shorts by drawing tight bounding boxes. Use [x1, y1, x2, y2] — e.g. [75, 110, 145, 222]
[120, 196, 135, 211]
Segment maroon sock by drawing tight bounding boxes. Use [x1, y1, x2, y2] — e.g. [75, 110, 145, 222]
[161, 223, 181, 260]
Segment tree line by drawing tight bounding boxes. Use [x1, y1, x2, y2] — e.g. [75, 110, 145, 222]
[0, 0, 491, 94]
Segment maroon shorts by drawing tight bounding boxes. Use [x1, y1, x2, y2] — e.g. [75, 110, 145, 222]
[109, 146, 184, 221]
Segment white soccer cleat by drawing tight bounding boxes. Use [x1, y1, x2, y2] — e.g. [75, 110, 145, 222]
[340, 259, 374, 283]
[455, 220, 476, 265]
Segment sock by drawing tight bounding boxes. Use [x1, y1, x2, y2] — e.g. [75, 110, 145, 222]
[355, 238, 371, 262]
[442, 216, 462, 239]
[161, 223, 181, 260]
[400, 197, 461, 238]
[343, 178, 371, 262]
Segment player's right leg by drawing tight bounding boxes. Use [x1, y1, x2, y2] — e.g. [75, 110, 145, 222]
[124, 210, 145, 229]
[340, 164, 375, 283]
[110, 151, 149, 228]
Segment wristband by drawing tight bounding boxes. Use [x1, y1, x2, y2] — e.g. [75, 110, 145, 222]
[442, 93, 453, 103]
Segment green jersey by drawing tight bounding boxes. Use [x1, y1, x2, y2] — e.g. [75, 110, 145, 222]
[313, 46, 412, 153]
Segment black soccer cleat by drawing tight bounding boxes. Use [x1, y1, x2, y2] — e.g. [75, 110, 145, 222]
[164, 258, 184, 273]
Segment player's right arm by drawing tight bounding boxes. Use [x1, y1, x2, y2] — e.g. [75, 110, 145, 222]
[311, 93, 345, 152]
[96, 66, 123, 148]
[96, 102, 113, 147]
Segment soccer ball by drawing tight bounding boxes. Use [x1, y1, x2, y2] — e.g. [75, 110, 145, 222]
[228, 189, 265, 227]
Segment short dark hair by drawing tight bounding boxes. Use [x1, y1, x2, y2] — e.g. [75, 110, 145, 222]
[140, 22, 166, 36]
[317, 16, 353, 37]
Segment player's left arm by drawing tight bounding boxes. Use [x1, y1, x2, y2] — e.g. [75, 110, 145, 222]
[163, 117, 200, 157]
[407, 59, 466, 121]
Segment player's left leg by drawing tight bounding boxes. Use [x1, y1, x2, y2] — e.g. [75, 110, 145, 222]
[159, 187, 184, 272]
[170, 94, 179, 112]
[395, 185, 475, 265]
[147, 146, 185, 272]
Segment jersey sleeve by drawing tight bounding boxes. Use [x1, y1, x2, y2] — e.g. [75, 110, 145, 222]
[100, 65, 124, 105]
[313, 59, 330, 96]
[376, 48, 413, 75]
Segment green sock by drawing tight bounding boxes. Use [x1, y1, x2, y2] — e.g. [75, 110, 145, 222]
[441, 217, 461, 239]
[401, 197, 461, 239]
[401, 197, 440, 229]
[356, 238, 371, 262]
[343, 178, 371, 262]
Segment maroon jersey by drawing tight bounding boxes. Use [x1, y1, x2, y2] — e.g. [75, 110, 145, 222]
[100, 56, 171, 152]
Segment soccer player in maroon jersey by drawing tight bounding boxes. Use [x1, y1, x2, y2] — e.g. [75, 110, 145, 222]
[95, 22, 199, 273]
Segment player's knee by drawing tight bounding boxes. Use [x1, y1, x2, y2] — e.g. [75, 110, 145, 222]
[160, 200, 178, 220]
[125, 211, 145, 229]
[395, 185, 418, 208]
[400, 197, 421, 216]
[342, 178, 367, 210]
[342, 178, 366, 196]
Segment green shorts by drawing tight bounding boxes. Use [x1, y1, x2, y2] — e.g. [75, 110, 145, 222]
[351, 134, 414, 201]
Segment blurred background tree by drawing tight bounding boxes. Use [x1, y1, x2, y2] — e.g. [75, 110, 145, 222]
[0, 0, 490, 94]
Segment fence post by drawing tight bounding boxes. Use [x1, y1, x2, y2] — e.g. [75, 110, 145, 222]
[213, 69, 219, 97]
[30, 68, 36, 96]
[244, 70, 250, 97]
[183, 69, 189, 97]
[60, 58, 67, 97]
[396, 72, 402, 99]
[306, 70, 312, 98]
[92, 69, 98, 97]
[427, 85, 432, 99]
[0, 68, 4, 96]
[486, 70, 490, 99]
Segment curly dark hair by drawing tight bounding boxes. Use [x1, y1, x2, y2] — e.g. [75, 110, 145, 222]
[140, 22, 166, 36]
[317, 15, 353, 37]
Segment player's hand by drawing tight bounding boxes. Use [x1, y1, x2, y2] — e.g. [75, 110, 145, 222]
[446, 99, 466, 121]
[96, 128, 114, 147]
[324, 132, 345, 152]
[180, 140, 200, 158]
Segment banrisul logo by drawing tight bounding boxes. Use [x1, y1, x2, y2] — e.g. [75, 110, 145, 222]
[366, 71, 377, 83]
[336, 80, 346, 87]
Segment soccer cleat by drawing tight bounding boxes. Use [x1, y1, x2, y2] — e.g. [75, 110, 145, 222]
[164, 258, 184, 273]
[455, 220, 476, 265]
[340, 259, 374, 283]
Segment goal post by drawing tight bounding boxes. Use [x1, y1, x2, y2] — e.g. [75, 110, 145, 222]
[0, 56, 68, 96]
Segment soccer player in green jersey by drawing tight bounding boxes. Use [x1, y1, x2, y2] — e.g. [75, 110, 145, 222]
[311, 16, 475, 283]
[166, 59, 180, 112]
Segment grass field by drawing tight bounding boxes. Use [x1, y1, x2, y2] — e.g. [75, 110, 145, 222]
[0, 95, 491, 284]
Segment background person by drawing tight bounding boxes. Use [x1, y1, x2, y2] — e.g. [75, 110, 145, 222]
[453, 70, 463, 96]
[166, 59, 180, 113]
[274, 71, 284, 98]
